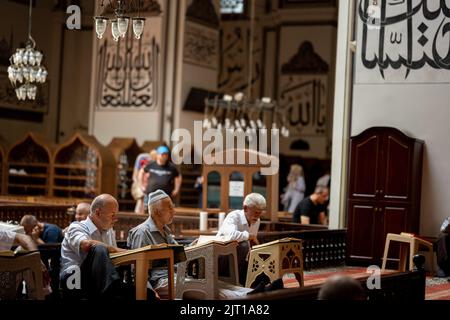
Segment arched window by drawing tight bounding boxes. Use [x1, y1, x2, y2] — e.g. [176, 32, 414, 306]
[207, 171, 221, 208]
[229, 171, 244, 209]
[252, 171, 266, 198]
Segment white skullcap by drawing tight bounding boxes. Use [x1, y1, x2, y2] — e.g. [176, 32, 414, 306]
[148, 189, 169, 204]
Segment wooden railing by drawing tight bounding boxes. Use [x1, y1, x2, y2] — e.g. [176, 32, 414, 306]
[0, 202, 346, 271]
[0, 203, 73, 228]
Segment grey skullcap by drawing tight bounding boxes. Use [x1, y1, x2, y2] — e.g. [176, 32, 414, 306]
[148, 189, 169, 205]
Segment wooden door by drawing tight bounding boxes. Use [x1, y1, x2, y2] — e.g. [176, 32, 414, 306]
[348, 132, 382, 200]
[346, 201, 378, 264]
[380, 132, 413, 202]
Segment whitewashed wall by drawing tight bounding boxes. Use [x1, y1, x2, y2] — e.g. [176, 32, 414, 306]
[89, 0, 166, 146]
[351, 0, 450, 236]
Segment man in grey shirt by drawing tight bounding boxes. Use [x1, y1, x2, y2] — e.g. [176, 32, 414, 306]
[127, 189, 178, 298]
[60, 194, 128, 299]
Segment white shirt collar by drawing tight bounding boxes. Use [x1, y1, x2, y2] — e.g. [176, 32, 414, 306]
[84, 217, 99, 235]
[239, 210, 249, 226]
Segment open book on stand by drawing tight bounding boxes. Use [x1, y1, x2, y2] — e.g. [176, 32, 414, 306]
[186, 235, 238, 250]
[0, 247, 33, 257]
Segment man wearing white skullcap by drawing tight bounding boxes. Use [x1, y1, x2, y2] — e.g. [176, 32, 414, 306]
[127, 189, 178, 298]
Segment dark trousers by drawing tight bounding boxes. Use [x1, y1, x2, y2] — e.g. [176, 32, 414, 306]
[61, 245, 124, 299]
[218, 241, 250, 286]
[437, 233, 450, 276]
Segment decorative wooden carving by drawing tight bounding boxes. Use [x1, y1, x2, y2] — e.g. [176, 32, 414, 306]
[52, 132, 116, 199]
[5, 132, 55, 197]
[246, 238, 304, 288]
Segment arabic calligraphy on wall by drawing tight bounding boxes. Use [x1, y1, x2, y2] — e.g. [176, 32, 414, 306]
[279, 41, 329, 138]
[280, 76, 327, 137]
[356, 0, 450, 83]
[218, 22, 261, 97]
[96, 31, 160, 110]
[183, 21, 219, 70]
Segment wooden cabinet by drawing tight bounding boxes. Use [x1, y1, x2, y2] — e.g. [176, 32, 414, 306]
[52, 132, 116, 199]
[346, 127, 423, 265]
[202, 149, 279, 221]
[5, 133, 55, 197]
[107, 138, 144, 211]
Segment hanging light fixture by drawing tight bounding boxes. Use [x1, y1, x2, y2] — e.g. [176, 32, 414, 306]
[7, 0, 47, 101]
[94, 0, 146, 42]
[203, 0, 290, 138]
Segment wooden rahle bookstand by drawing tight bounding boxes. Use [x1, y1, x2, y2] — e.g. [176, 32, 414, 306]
[110, 244, 185, 300]
[245, 237, 304, 288]
[0, 251, 44, 300]
[176, 240, 239, 299]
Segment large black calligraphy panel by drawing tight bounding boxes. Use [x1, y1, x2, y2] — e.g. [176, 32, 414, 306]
[96, 29, 160, 110]
[356, 0, 450, 83]
[218, 22, 261, 97]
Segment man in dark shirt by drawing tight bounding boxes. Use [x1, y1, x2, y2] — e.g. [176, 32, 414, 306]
[143, 145, 182, 206]
[20, 214, 64, 244]
[293, 186, 329, 225]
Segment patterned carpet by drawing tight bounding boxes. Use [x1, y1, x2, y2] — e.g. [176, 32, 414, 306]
[303, 266, 450, 300]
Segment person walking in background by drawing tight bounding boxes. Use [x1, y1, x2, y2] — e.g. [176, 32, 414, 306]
[143, 145, 182, 207]
[281, 164, 306, 214]
[132, 150, 157, 214]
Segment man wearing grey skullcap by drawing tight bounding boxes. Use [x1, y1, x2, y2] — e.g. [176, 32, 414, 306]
[127, 189, 178, 298]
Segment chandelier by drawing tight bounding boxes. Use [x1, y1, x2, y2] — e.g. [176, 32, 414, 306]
[203, 93, 290, 138]
[203, 0, 289, 140]
[94, 0, 146, 41]
[7, 0, 47, 101]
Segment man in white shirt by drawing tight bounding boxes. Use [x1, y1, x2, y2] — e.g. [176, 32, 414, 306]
[216, 193, 266, 285]
[60, 194, 128, 299]
[0, 229, 37, 252]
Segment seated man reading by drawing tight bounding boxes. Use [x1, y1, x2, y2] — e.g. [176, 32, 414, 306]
[128, 190, 263, 299]
[216, 193, 266, 285]
[59, 194, 130, 299]
[127, 189, 178, 298]
[20, 215, 64, 245]
[293, 186, 329, 225]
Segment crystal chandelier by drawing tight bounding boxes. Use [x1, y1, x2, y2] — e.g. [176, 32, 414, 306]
[203, 93, 290, 139]
[94, 0, 146, 41]
[7, 0, 47, 101]
[204, 0, 289, 140]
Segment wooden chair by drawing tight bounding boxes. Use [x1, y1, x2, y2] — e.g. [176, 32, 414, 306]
[381, 232, 434, 273]
[176, 241, 239, 299]
[0, 252, 44, 300]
